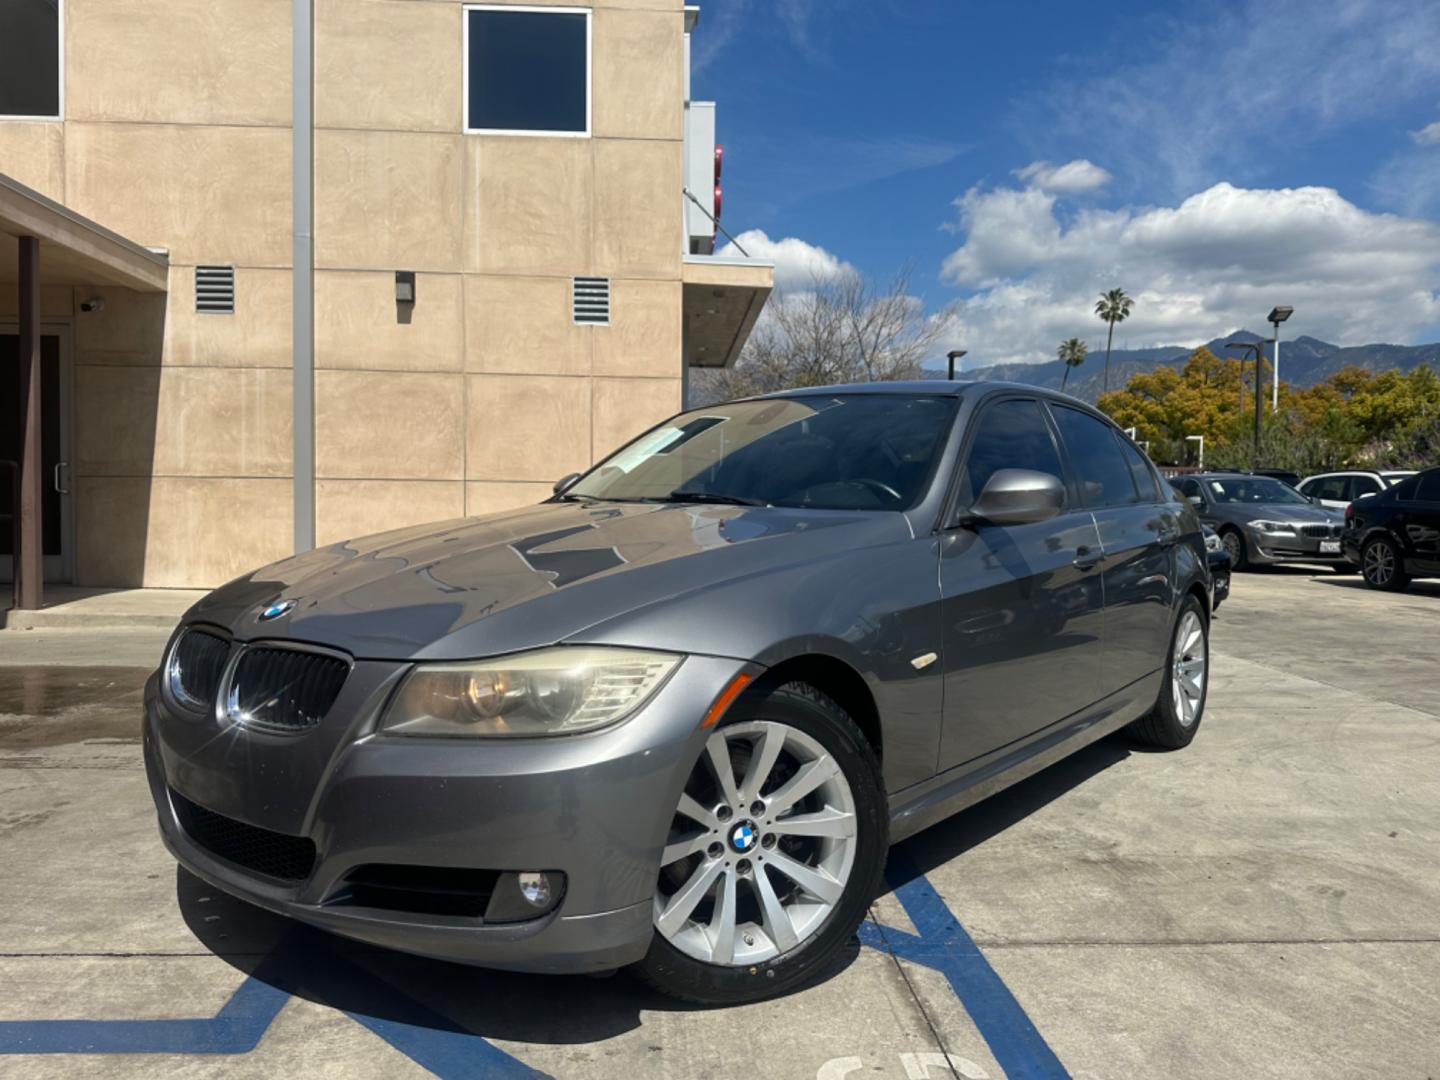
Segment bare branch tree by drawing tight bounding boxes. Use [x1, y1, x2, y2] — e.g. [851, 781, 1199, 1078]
[691, 267, 959, 405]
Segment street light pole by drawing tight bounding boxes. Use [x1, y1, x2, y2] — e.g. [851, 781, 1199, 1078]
[1227, 340, 1265, 470]
[946, 349, 967, 380]
[1267, 306, 1293, 413]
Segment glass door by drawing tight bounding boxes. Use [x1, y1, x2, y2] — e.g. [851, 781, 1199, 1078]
[1, 328, 72, 584]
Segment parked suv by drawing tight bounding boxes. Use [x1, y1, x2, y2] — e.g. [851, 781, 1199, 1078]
[1342, 466, 1440, 591]
[1298, 470, 1415, 510]
[1173, 472, 1346, 569]
[145, 382, 1210, 1005]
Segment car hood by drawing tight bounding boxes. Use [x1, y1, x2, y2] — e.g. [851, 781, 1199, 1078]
[185, 500, 909, 660]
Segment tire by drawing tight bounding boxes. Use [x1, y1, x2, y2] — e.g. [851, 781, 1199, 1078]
[1129, 596, 1209, 750]
[636, 681, 887, 1005]
[1361, 535, 1410, 592]
[1220, 528, 1248, 571]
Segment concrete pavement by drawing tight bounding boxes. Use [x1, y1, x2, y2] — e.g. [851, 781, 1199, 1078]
[1, 569, 1437, 1078]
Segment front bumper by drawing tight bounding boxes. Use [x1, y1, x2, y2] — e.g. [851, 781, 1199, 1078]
[143, 651, 749, 974]
[1242, 527, 1347, 566]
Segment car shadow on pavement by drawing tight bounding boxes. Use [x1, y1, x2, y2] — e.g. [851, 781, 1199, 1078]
[178, 865, 864, 1039]
[1309, 576, 1440, 597]
[891, 731, 1134, 885]
[176, 733, 1133, 1036]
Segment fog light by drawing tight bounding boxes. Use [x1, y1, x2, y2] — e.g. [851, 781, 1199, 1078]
[483, 870, 566, 923]
[518, 871, 551, 907]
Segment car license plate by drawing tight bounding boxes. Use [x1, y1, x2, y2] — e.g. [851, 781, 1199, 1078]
[1320, 540, 1340, 554]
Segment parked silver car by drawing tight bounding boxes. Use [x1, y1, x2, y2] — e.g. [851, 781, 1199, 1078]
[145, 382, 1211, 1004]
[1172, 472, 1347, 569]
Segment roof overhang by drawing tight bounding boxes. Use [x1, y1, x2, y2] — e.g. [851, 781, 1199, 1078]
[683, 254, 773, 369]
[0, 172, 169, 292]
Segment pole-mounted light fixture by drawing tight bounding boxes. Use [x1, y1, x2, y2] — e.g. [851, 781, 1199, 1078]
[1267, 306, 1293, 414]
[947, 349, 967, 380]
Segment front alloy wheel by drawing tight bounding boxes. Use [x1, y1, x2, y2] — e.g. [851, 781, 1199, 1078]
[637, 682, 886, 1004]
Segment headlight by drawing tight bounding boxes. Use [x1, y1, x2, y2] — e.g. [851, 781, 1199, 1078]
[381, 647, 682, 738]
[1249, 520, 1296, 535]
[1204, 531, 1223, 553]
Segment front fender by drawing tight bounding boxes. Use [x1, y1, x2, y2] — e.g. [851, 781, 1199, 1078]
[570, 534, 946, 793]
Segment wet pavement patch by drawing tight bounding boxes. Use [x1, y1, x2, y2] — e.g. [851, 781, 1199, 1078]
[0, 667, 150, 749]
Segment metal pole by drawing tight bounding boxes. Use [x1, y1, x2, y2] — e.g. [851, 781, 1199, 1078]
[1270, 320, 1280, 413]
[1253, 342, 1263, 471]
[292, 0, 316, 553]
[15, 236, 42, 610]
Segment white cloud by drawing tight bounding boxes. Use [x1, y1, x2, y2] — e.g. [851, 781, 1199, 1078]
[1014, 159, 1112, 194]
[1413, 120, 1440, 146]
[719, 229, 856, 290]
[939, 179, 1440, 364]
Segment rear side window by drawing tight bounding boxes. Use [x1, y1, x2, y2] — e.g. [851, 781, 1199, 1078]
[1116, 435, 1163, 502]
[958, 399, 1064, 506]
[1416, 471, 1440, 502]
[1349, 475, 1382, 499]
[1051, 406, 1140, 508]
[1310, 476, 1348, 501]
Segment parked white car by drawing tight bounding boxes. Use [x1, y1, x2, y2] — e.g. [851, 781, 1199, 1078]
[1297, 470, 1416, 509]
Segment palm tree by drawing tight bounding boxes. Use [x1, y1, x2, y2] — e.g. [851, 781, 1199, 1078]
[1057, 337, 1088, 391]
[1094, 287, 1134, 393]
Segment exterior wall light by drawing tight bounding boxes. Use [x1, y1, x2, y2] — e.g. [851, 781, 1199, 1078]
[395, 270, 416, 305]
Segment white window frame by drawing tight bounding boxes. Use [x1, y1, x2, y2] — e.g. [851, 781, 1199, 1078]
[1, 0, 65, 122]
[462, 4, 592, 138]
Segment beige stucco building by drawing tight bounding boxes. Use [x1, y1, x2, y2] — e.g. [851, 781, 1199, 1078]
[1, 0, 771, 598]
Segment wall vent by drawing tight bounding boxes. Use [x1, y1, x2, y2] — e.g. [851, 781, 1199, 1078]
[572, 276, 610, 325]
[195, 265, 235, 314]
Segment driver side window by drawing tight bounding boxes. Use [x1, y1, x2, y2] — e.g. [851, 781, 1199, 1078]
[957, 399, 1065, 509]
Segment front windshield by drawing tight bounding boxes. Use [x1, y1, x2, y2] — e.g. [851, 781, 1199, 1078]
[1206, 476, 1310, 505]
[567, 394, 959, 511]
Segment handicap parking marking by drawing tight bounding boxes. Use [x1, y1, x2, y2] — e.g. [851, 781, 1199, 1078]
[0, 851, 1061, 1080]
[860, 847, 1071, 1080]
[0, 935, 548, 1078]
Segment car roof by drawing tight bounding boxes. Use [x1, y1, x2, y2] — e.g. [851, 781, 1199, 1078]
[756, 379, 1094, 406]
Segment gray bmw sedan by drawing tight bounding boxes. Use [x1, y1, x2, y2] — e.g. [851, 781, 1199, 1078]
[145, 381, 1211, 1004]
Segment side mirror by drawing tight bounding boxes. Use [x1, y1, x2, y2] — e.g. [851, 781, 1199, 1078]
[965, 469, 1065, 526]
[553, 472, 582, 496]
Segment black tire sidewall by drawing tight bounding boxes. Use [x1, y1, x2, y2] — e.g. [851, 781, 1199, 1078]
[1145, 595, 1209, 748]
[1362, 536, 1408, 591]
[1221, 528, 1247, 570]
[636, 682, 887, 1005]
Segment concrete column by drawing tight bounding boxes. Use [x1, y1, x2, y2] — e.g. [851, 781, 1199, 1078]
[15, 235, 42, 610]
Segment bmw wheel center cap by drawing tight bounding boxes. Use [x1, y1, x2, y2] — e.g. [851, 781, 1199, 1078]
[729, 820, 759, 854]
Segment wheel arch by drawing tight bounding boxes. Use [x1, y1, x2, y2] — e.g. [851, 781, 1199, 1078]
[752, 652, 883, 768]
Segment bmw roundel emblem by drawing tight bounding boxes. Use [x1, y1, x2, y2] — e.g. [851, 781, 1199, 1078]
[259, 599, 297, 622]
[729, 821, 758, 853]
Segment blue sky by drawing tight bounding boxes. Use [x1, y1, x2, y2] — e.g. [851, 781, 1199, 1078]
[692, 0, 1440, 367]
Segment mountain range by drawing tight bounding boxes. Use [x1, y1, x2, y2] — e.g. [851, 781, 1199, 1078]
[927, 332, 1440, 403]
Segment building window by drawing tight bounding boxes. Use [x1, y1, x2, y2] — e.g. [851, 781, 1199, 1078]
[0, 0, 62, 119]
[464, 5, 590, 136]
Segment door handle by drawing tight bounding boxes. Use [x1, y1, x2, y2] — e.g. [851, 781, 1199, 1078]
[1073, 545, 1103, 570]
[53, 461, 69, 495]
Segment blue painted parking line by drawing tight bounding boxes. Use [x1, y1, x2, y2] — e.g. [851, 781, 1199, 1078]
[858, 847, 1071, 1080]
[0, 937, 548, 1077]
[0, 973, 288, 1055]
[0, 852, 1059, 1080]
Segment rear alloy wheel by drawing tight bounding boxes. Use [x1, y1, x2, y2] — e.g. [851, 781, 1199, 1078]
[1220, 528, 1248, 571]
[1129, 596, 1208, 749]
[1361, 536, 1410, 592]
[637, 682, 885, 1004]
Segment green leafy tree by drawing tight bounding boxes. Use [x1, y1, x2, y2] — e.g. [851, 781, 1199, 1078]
[1094, 287, 1134, 393]
[1057, 337, 1088, 391]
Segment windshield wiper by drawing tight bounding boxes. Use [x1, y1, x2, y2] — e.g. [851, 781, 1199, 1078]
[665, 490, 770, 507]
